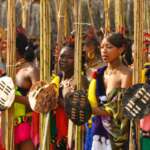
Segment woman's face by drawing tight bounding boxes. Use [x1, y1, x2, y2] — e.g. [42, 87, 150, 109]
[59, 46, 74, 73]
[100, 38, 123, 63]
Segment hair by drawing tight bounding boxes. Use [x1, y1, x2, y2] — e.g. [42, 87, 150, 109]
[106, 32, 126, 48]
[106, 32, 133, 65]
[83, 27, 100, 55]
[122, 38, 133, 65]
[16, 33, 37, 62]
[84, 38, 99, 54]
[16, 32, 28, 57]
[63, 34, 75, 51]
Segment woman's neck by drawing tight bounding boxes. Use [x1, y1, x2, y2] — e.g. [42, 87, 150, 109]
[63, 71, 74, 79]
[107, 59, 123, 70]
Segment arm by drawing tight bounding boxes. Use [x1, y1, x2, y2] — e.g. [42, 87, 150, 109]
[15, 67, 39, 110]
[15, 95, 31, 110]
[92, 106, 110, 117]
[28, 66, 40, 84]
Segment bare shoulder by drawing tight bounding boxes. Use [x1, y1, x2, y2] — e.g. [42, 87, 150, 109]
[26, 64, 40, 81]
[120, 65, 132, 77]
[120, 65, 132, 88]
[26, 63, 39, 73]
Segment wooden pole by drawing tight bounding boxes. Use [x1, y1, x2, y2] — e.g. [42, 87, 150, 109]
[144, 0, 150, 33]
[87, 0, 94, 27]
[6, 0, 16, 79]
[115, 0, 124, 33]
[104, 0, 111, 34]
[56, 0, 65, 46]
[130, 0, 144, 150]
[74, 0, 83, 150]
[126, 0, 133, 36]
[144, 0, 150, 62]
[40, 0, 51, 149]
[54, 0, 65, 72]
[20, 0, 28, 29]
[64, 0, 68, 37]
[2, 0, 16, 149]
[133, 0, 144, 86]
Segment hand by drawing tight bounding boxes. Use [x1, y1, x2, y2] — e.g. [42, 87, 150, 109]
[92, 107, 99, 115]
[92, 106, 109, 117]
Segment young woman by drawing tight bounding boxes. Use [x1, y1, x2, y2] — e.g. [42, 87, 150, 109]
[15, 32, 39, 150]
[83, 27, 103, 81]
[55, 40, 75, 149]
[50, 36, 88, 149]
[83, 28, 104, 150]
[89, 32, 132, 150]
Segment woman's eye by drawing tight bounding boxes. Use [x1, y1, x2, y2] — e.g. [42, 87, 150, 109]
[67, 56, 73, 59]
[106, 45, 113, 49]
[100, 46, 112, 49]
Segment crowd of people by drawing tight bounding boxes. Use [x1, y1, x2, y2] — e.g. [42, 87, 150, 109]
[0, 25, 150, 150]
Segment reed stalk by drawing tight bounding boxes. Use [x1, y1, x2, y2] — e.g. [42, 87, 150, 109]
[64, 0, 71, 37]
[104, 0, 111, 34]
[130, 0, 144, 150]
[54, 0, 66, 72]
[2, 0, 16, 149]
[20, 0, 28, 29]
[115, 0, 124, 33]
[74, 0, 83, 149]
[87, 0, 94, 27]
[40, 0, 51, 149]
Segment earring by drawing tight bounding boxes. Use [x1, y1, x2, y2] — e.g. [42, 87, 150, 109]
[87, 51, 95, 60]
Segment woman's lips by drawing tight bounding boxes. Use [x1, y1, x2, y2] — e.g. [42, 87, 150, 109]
[101, 55, 108, 61]
[59, 62, 67, 67]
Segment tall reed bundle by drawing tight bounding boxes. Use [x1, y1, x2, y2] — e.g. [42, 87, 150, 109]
[144, 0, 150, 33]
[2, 0, 16, 149]
[104, 0, 111, 34]
[87, 0, 94, 27]
[74, 0, 83, 150]
[129, 0, 144, 150]
[54, 0, 60, 14]
[54, 0, 65, 72]
[133, 0, 144, 85]
[144, 0, 150, 62]
[20, 0, 28, 29]
[56, 0, 65, 45]
[74, 0, 82, 90]
[64, 0, 70, 37]
[115, 0, 124, 33]
[40, 0, 51, 149]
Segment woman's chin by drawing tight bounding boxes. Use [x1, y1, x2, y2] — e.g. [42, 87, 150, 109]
[102, 59, 109, 63]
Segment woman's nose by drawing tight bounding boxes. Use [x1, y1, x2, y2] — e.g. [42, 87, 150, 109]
[101, 47, 107, 54]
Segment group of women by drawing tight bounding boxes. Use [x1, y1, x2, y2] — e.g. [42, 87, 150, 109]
[0, 25, 150, 150]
